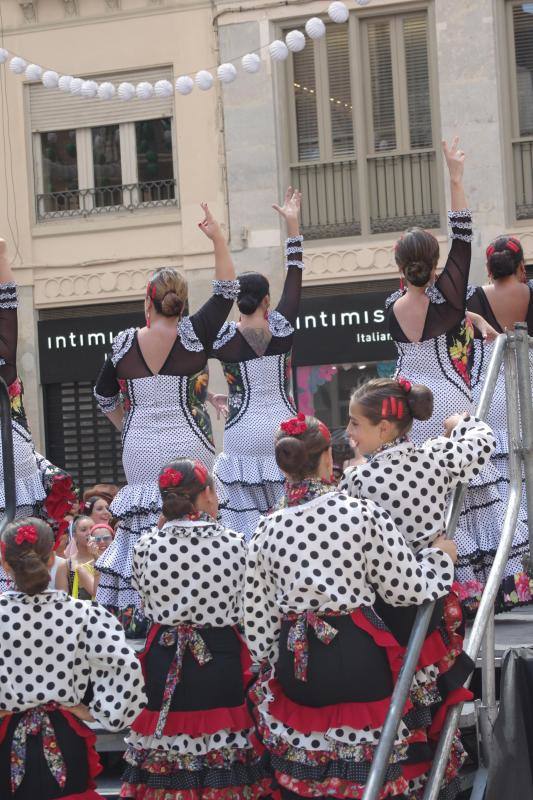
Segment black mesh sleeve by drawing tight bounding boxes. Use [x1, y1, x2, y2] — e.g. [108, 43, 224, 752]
[189, 279, 240, 351]
[93, 358, 121, 413]
[275, 236, 304, 325]
[0, 282, 18, 386]
[434, 211, 473, 312]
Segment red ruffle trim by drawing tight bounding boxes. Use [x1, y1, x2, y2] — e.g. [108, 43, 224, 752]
[417, 629, 448, 670]
[401, 761, 431, 781]
[267, 678, 404, 734]
[274, 770, 409, 799]
[429, 686, 473, 740]
[131, 703, 252, 738]
[120, 779, 272, 800]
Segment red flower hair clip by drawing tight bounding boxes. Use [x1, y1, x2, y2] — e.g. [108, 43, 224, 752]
[381, 397, 405, 421]
[14, 525, 38, 546]
[193, 462, 208, 486]
[317, 420, 331, 444]
[159, 468, 184, 489]
[280, 412, 308, 436]
[397, 377, 412, 394]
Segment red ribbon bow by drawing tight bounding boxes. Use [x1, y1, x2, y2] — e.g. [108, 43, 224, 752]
[193, 462, 208, 486]
[14, 525, 38, 546]
[280, 412, 308, 436]
[397, 377, 412, 394]
[159, 468, 184, 489]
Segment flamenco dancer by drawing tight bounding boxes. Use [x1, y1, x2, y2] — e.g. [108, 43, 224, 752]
[93, 205, 239, 629]
[0, 516, 144, 800]
[121, 458, 269, 800]
[0, 239, 76, 592]
[467, 235, 533, 609]
[211, 188, 302, 539]
[341, 378, 496, 790]
[245, 413, 457, 800]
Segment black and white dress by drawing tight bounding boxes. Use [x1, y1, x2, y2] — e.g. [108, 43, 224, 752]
[121, 516, 269, 800]
[93, 280, 239, 614]
[467, 281, 533, 609]
[245, 488, 456, 799]
[0, 590, 144, 800]
[210, 238, 303, 540]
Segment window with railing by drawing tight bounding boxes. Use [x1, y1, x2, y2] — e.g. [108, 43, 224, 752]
[286, 10, 438, 239]
[508, 2, 533, 220]
[30, 68, 178, 221]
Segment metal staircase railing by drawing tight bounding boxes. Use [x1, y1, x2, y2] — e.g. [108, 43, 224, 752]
[0, 376, 16, 534]
[362, 324, 533, 800]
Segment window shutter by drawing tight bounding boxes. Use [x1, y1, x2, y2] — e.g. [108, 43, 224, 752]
[44, 382, 125, 491]
[29, 67, 174, 133]
[292, 39, 320, 161]
[326, 24, 355, 157]
[403, 14, 432, 149]
[366, 19, 396, 152]
[512, 5, 533, 137]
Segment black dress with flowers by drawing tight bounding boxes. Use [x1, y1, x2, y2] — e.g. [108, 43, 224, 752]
[245, 482, 455, 799]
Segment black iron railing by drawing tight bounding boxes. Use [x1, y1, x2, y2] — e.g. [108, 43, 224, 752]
[36, 179, 178, 221]
[513, 138, 533, 220]
[291, 159, 361, 239]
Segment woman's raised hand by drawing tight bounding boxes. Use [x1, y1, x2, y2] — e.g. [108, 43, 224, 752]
[272, 187, 302, 237]
[442, 137, 465, 184]
[198, 203, 223, 241]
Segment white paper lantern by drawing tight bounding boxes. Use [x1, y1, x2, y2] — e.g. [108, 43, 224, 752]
[154, 79, 174, 98]
[195, 70, 213, 91]
[176, 75, 194, 95]
[97, 81, 116, 100]
[217, 63, 237, 84]
[58, 75, 73, 92]
[285, 30, 306, 52]
[81, 80, 98, 98]
[9, 57, 27, 75]
[117, 81, 135, 101]
[269, 40, 289, 62]
[328, 1, 349, 23]
[305, 17, 326, 39]
[241, 53, 261, 74]
[0, 49, 8, 64]
[69, 77, 83, 95]
[42, 70, 59, 89]
[136, 81, 154, 100]
[25, 63, 43, 81]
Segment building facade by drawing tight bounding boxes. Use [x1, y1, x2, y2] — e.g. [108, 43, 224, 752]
[0, 0, 532, 489]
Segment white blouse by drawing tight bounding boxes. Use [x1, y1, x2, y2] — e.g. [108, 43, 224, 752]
[244, 492, 454, 666]
[132, 518, 246, 626]
[339, 416, 495, 552]
[0, 591, 144, 730]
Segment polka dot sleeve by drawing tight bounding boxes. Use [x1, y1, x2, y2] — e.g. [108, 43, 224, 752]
[361, 500, 454, 606]
[244, 521, 283, 667]
[427, 415, 496, 484]
[337, 466, 362, 498]
[84, 602, 145, 730]
[131, 530, 153, 598]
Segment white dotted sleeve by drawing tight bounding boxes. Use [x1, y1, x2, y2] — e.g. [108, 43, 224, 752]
[84, 603, 145, 730]
[131, 531, 152, 599]
[361, 500, 454, 606]
[244, 522, 283, 667]
[428, 415, 496, 485]
[337, 466, 362, 497]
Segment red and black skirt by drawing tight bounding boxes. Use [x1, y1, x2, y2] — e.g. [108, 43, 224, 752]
[121, 623, 270, 800]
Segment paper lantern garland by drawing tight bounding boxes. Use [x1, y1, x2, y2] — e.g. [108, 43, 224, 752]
[0, 49, 8, 64]
[9, 57, 27, 74]
[195, 70, 213, 91]
[305, 17, 326, 39]
[69, 77, 83, 95]
[42, 70, 59, 88]
[154, 79, 174, 98]
[97, 81, 116, 100]
[58, 75, 73, 92]
[328, 1, 349, 23]
[217, 63, 237, 84]
[285, 30, 306, 52]
[81, 80, 98, 98]
[118, 82, 135, 101]
[269, 40, 289, 61]
[25, 63, 43, 81]
[242, 53, 261, 74]
[176, 75, 194, 95]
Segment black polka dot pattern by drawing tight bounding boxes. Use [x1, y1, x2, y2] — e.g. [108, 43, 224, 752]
[0, 591, 145, 729]
[132, 519, 246, 626]
[244, 492, 454, 666]
[339, 416, 495, 553]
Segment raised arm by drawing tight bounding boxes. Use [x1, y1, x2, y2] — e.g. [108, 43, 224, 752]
[273, 188, 304, 325]
[0, 239, 18, 386]
[198, 202, 235, 282]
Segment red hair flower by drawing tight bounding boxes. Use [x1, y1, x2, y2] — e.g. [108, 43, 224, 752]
[397, 377, 412, 393]
[280, 412, 308, 436]
[193, 462, 208, 486]
[159, 468, 184, 489]
[14, 525, 38, 546]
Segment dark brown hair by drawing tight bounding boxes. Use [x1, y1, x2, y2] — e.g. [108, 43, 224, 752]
[148, 267, 188, 318]
[237, 272, 270, 315]
[159, 459, 214, 520]
[2, 517, 54, 595]
[395, 228, 440, 287]
[350, 378, 433, 436]
[486, 235, 524, 280]
[275, 415, 331, 480]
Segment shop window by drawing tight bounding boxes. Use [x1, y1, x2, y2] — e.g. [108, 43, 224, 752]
[508, 2, 533, 219]
[287, 9, 439, 238]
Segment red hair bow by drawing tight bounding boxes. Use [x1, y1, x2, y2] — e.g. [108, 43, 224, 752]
[280, 412, 308, 436]
[159, 468, 184, 489]
[397, 377, 412, 393]
[14, 525, 38, 546]
[193, 462, 208, 486]
[507, 237, 521, 253]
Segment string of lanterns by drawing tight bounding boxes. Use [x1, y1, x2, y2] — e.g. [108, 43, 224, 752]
[0, 0, 371, 100]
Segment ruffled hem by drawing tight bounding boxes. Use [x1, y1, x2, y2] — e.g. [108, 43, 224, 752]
[121, 754, 268, 790]
[110, 482, 161, 520]
[214, 452, 284, 488]
[96, 522, 158, 580]
[132, 705, 252, 739]
[274, 770, 410, 799]
[0, 469, 46, 512]
[429, 687, 472, 740]
[120, 780, 271, 800]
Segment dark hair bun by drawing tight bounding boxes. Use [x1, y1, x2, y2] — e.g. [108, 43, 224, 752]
[488, 251, 517, 279]
[161, 291, 184, 317]
[403, 261, 433, 287]
[406, 384, 434, 421]
[237, 293, 260, 315]
[162, 491, 195, 520]
[275, 436, 306, 475]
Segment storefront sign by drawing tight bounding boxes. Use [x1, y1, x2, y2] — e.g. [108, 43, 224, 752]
[38, 313, 143, 383]
[292, 290, 396, 366]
